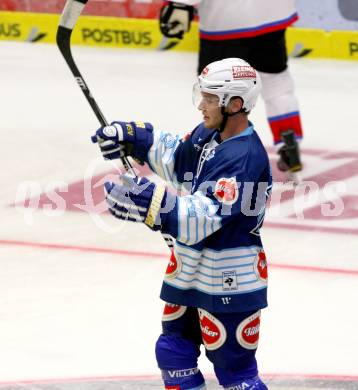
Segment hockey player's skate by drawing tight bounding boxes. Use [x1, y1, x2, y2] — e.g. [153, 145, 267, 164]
[277, 130, 302, 185]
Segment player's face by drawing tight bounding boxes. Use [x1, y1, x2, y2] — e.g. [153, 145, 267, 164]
[198, 92, 222, 129]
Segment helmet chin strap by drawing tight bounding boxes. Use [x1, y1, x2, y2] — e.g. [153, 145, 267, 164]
[218, 107, 240, 133]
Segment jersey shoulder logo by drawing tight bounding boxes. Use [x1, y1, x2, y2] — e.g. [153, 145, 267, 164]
[214, 177, 239, 205]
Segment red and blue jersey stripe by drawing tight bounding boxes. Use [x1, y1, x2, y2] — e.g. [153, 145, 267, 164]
[200, 12, 298, 40]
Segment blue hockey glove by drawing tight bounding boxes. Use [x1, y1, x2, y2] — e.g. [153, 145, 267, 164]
[105, 174, 173, 231]
[91, 121, 153, 162]
[159, 2, 195, 39]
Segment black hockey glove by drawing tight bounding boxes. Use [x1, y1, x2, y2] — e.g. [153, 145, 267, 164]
[159, 1, 195, 39]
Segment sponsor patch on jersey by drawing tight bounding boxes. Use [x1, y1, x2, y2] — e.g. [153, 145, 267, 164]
[162, 303, 187, 322]
[254, 250, 268, 282]
[222, 270, 238, 291]
[165, 251, 182, 279]
[232, 65, 256, 79]
[198, 309, 227, 350]
[214, 177, 239, 205]
[236, 310, 261, 350]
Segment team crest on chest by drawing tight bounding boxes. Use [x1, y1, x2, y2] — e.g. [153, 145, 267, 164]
[214, 177, 239, 205]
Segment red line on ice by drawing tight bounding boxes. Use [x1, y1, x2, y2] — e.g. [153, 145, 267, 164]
[1, 239, 358, 276]
[0, 372, 358, 385]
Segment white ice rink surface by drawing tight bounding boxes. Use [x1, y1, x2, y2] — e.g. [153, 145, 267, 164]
[1, 41, 358, 388]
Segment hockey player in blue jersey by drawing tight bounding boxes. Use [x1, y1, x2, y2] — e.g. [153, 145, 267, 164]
[92, 58, 271, 390]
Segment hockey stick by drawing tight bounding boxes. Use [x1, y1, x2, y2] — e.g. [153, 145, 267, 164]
[56, 0, 174, 251]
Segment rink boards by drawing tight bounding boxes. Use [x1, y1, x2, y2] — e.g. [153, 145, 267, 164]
[0, 11, 358, 60]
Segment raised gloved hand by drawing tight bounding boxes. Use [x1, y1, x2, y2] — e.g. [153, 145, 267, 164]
[105, 174, 174, 231]
[91, 121, 153, 162]
[159, 1, 195, 39]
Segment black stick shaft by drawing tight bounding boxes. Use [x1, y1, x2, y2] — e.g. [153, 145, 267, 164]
[56, 0, 174, 251]
[57, 27, 108, 127]
[57, 24, 133, 172]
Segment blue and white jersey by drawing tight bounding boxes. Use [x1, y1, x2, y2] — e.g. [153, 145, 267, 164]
[145, 123, 272, 313]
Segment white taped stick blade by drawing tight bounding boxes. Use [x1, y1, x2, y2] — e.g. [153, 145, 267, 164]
[59, 0, 86, 30]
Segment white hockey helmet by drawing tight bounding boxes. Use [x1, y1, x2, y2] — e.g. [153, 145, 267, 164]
[193, 58, 261, 112]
